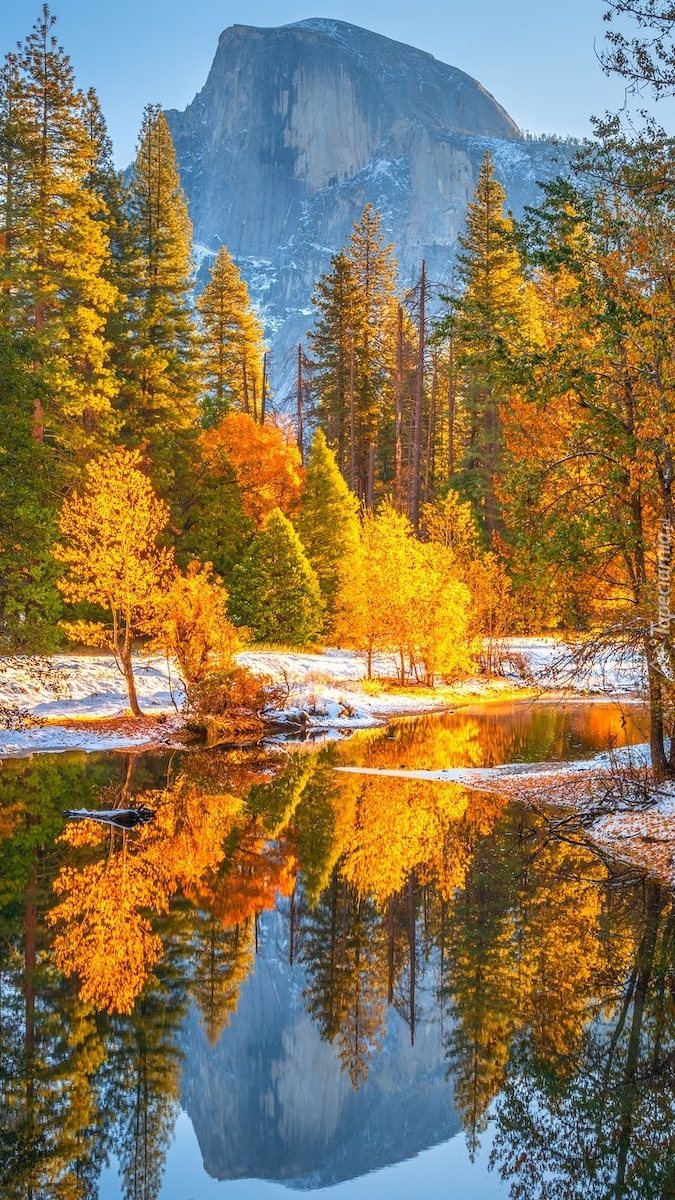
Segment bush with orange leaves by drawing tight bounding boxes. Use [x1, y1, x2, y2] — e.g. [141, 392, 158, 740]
[152, 560, 243, 691]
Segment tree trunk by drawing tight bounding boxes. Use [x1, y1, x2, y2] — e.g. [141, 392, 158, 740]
[366, 443, 376, 510]
[120, 627, 143, 717]
[410, 261, 426, 529]
[349, 337, 356, 494]
[644, 634, 670, 782]
[423, 361, 437, 506]
[448, 336, 456, 480]
[395, 305, 404, 509]
[260, 353, 267, 424]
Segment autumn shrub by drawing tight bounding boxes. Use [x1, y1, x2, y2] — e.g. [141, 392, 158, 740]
[188, 666, 282, 717]
[152, 560, 243, 691]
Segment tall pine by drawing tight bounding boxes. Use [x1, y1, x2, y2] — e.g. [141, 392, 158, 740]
[197, 245, 267, 423]
[116, 103, 201, 497]
[311, 206, 398, 501]
[443, 152, 528, 540]
[0, 6, 119, 458]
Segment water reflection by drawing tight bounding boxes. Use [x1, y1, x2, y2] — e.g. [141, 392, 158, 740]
[0, 702, 674, 1199]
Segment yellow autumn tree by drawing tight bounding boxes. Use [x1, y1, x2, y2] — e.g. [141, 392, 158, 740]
[334, 503, 415, 679]
[55, 448, 173, 715]
[411, 542, 473, 683]
[423, 492, 512, 674]
[335, 502, 474, 683]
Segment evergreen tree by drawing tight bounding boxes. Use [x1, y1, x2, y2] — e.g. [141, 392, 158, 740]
[0, 6, 119, 458]
[310, 251, 357, 476]
[0, 331, 62, 650]
[228, 508, 323, 645]
[311, 206, 398, 500]
[296, 428, 360, 625]
[117, 103, 201, 497]
[441, 152, 529, 540]
[196, 245, 266, 423]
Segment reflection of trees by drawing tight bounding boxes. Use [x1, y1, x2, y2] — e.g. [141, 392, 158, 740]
[6, 720, 675, 1199]
[48, 769, 296, 1015]
[490, 879, 675, 1200]
[302, 872, 387, 1088]
[190, 912, 255, 1045]
[102, 936, 188, 1200]
[0, 755, 123, 1199]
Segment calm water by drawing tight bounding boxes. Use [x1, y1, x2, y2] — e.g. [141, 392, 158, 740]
[1, 700, 673, 1200]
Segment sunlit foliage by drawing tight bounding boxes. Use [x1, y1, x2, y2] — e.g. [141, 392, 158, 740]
[55, 448, 173, 715]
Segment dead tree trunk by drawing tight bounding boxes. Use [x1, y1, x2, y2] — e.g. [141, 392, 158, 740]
[410, 260, 426, 529]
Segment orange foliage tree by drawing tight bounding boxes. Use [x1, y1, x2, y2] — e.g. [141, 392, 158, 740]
[200, 412, 304, 528]
[151, 560, 243, 693]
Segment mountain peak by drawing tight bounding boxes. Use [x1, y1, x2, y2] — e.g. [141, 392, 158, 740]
[166, 18, 566, 396]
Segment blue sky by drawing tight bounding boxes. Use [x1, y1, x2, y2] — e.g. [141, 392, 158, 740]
[0, 1, 656, 165]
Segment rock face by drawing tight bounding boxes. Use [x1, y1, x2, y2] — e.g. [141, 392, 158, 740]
[180, 909, 459, 1187]
[166, 18, 570, 393]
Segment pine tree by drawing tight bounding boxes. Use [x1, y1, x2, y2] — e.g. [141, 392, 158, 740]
[311, 206, 399, 500]
[197, 245, 266, 423]
[310, 251, 357, 476]
[228, 508, 323, 645]
[0, 6, 119, 458]
[442, 152, 529, 540]
[117, 103, 201, 495]
[0, 330, 62, 650]
[295, 428, 360, 624]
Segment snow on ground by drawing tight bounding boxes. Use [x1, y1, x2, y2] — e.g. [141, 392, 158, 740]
[0, 637, 646, 757]
[0, 655, 185, 757]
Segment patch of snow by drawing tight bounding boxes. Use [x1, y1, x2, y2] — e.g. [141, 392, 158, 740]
[0, 654, 185, 758]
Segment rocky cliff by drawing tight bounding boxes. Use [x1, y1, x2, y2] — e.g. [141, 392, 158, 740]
[166, 18, 571, 396]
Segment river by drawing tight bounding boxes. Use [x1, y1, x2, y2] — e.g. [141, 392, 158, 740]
[1, 698, 672, 1200]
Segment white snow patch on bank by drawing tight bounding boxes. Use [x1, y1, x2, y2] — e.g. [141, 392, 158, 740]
[0, 654, 185, 757]
[0, 637, 646, 757]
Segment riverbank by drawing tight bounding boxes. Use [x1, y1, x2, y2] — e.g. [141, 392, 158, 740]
[337, 743, 675, 889]
[0, 638, 644, 757]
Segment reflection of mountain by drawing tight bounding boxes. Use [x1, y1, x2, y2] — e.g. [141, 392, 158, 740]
[180, 911, 458, 1188]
